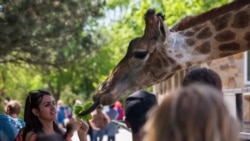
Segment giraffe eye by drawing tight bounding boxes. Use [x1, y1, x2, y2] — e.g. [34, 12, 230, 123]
[133, 51, 148, 59]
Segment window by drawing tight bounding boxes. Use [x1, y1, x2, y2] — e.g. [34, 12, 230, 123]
[244, 51, 250, 85]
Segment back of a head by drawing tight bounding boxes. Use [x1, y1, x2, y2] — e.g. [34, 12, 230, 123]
[182, 68, 222, 91]
[144, 84, 240, 141]
[5, 100, 21, 115]
[125, 90, 157, 134]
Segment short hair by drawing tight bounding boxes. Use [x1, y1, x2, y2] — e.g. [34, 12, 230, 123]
[5, 100, 22, 115]
[125, 90, 157, 134]
[182, 68, 222, 91]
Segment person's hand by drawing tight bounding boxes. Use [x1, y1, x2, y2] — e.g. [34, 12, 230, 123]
[77, 120, 89, 135]
[75, 120, 89, 141]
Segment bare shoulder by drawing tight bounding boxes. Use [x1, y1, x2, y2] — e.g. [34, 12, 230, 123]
[25, 131, 37, 141]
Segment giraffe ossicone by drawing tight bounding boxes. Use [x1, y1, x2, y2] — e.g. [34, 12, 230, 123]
[92, 1, 250, 106]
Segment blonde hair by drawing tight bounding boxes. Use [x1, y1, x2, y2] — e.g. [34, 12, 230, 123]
[57, 100, 64, 105]
[143, 84, 240, 141]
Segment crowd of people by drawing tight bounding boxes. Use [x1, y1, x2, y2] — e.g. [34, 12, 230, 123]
[0, 91, 125, 141]
[0, 67, 242, 141]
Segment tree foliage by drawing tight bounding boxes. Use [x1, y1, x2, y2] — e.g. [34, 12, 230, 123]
[0, 0, 107, 112]
[0, 0, 105, 66]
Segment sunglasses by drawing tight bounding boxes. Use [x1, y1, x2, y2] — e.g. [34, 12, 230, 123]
[28, 90, 50, 105]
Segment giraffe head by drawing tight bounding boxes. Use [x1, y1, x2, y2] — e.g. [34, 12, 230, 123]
[92, 9, 176, 105]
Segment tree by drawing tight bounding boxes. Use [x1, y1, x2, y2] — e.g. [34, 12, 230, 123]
[0, 0, 107, 104]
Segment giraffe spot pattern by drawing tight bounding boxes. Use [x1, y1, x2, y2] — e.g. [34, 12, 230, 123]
[163, 57, 177, 67]
[197, 61, 202, 64]
[159, 51, 169, 67]
[195, 41, 211, 54]
[162, 57, 169, 67]
[186, 39, 195, 46]
[179, 31, 185, 34]
[218, 42, 240, 51]
[214, 30, 236, 42]
[154, 57, 162, 68]
[184, 31, 196, 36]
[154, 72, 168, 80]
[210, 13, 231, 31]
[175, 54, 183, 58]
[185, 61, 192, 67]
[219, 52, 235, 58]
[172, 64, 182, 71]
[231, 11, 250, 28]
[167, 56, 176, 64]
[192, 24, 203, 31]
[196, 27, 213, 39]
[153, 70, 171, 82]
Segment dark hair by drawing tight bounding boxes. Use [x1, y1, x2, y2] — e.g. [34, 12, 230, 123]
[182, 68, 222, 91]
[22, 90, 64, 140]
[125, 90, 157, 134]
[110, 105, 115, 109]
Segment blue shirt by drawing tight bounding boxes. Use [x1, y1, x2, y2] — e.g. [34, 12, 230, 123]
[0, 114, 25, 141]
[104, 107, 118, 136]
[57, 106, 65, 124]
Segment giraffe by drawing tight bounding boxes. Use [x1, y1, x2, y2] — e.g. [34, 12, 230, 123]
[79, 0, 250, 116]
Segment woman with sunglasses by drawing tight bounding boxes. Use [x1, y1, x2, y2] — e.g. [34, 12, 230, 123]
[19, 90, 88, 141]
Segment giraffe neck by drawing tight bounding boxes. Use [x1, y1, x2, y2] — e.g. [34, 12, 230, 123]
[171, 0, 250, 31]
[166, 4, 250, 70]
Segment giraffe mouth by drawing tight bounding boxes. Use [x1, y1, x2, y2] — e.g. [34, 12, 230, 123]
[81, 85, 118, 113]
[78, 97, 100, 116]
[93, 91, 118, 105]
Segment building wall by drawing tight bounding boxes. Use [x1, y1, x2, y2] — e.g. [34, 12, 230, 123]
[201, 53, 245, 89]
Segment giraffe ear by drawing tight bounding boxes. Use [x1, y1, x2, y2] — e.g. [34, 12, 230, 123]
[157, 13, 168, 42]
[158, 18, 166, 42]
[144, 9, 168, 42]
[144, 9, 161, 39]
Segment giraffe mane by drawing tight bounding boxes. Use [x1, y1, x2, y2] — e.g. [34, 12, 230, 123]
[171, 0, 250, 31]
